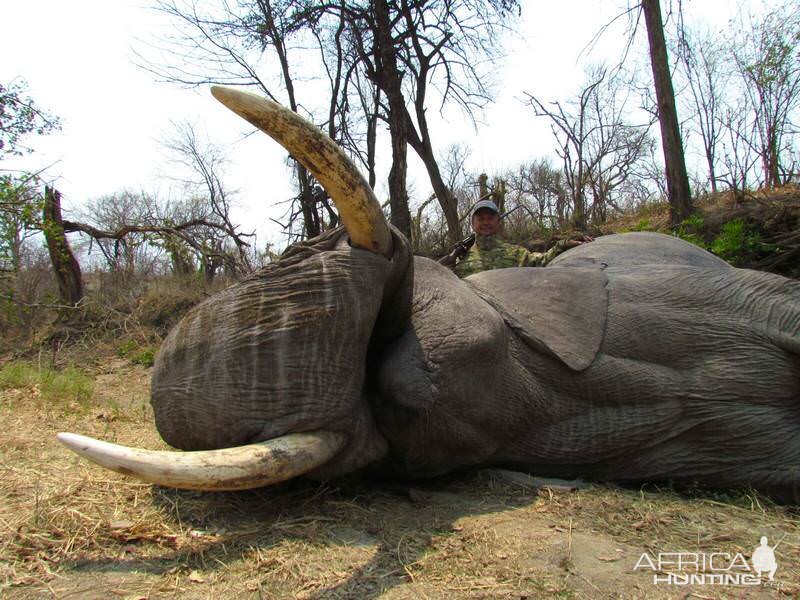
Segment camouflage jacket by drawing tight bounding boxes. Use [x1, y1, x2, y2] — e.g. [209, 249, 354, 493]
[454, 235, 571, 278]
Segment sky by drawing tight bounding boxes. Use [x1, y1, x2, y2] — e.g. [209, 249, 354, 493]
[1, 0, 754, 251]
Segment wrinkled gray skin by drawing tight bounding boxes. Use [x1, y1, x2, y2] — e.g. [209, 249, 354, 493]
[152, 229, 800, 501]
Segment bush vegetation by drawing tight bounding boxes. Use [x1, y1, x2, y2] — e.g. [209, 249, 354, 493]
[1, 186, 798, 365]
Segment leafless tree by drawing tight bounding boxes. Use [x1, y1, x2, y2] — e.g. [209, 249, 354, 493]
[298, 0, 520, 242]
[162, 121, 254, 277]
[140, 0, 355, 241]
[674, 25, 728, 193]
[143, 0, 519, 244]
[731, 2, 800, 188]
[78, 191, 157, 278]
[527, 69, 603, 229]
[410, 142, 475, 252]
[42, 144, 257, 302]
[528, 67, 653, 227]
[583, 73, 655, 222]
[590, 1, 692, 223]
[718, 102, 760, 199]
[506, 158, 565, 228]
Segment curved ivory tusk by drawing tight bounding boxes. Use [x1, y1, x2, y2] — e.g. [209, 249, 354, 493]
[211, 86, 392, 257]
[57, 431, 346, 491]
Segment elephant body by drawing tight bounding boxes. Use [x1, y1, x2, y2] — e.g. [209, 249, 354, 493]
[60, 90, 797, 500]
[151, 230, 800, 500]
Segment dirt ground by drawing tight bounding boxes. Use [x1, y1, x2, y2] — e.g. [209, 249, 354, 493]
[1, 361, 798, 599]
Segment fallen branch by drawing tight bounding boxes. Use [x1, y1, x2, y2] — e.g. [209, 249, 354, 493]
[0, 293, 83, 310]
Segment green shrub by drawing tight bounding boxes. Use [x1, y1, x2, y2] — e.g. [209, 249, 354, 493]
[116, 340, 156, 367]
[117, 339, 138, 358]
[681, 214, 705, 230]
[132, 347, 156, 368]
[672, 214, 708, 250]
[710, 219, 763, 267]
[674, 231, 708, 248]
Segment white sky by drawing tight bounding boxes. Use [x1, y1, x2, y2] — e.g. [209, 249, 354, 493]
[1, 0, 753, 251]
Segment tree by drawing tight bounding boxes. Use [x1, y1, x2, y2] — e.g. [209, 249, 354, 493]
[732, 2, 800, 188]
[527, 67, 653, 227]
[411, 143, 474, 253]
[0, 83, 64, 313]
[370, 0, 412, 238]
[0, 80, 60, 157]
[162, 121, 254, 277]
[59, 201, 257, 291]
[0, 82, 59, 274]
[506, 158, 566, 228]
[0, 174, 42, 274]
[79, 191, 155, 277]
[718, 100, 760, 197]
[77, 191, 177, 280]
[42, 186, 84, 306]
[583, 71, 655, 222]
[144, 0, 353, 242]
[325, 0, 520, 242]
[674, 25, 727, 193]
[527, 70, 602, 229]
[640, 0, 692, 225]
[147, 0, 519, 244]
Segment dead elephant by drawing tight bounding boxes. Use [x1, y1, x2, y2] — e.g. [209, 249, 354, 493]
[60, 88, 800, 502]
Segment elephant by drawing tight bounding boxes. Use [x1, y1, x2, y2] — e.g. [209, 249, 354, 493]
[59, 87, 800, 502]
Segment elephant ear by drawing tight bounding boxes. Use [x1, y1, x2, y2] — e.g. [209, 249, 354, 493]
[466, 267, 608, 371]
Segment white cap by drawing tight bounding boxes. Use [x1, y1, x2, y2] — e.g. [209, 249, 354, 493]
[471, 199, 499, 217]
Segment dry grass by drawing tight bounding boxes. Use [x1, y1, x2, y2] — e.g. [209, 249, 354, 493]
[1, 362, 798, 599]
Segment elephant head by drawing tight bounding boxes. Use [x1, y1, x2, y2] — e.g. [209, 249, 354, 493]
[59, 88, 417, 489]
[59, 88, 800, 501]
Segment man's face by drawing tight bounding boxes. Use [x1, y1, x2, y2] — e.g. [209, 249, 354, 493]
[472, 209, 501, 236]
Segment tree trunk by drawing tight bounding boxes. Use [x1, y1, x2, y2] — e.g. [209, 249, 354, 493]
[705, 146, 718, 194]
[297, 164, 321, 238]
[572, 188, 586, 230]
[478, 173, 489, 200]
[419, 149, 459, 243]
[642, 0, 692, 226]
[42, 186, 84, 306]
[493, 179, 507, 213]
[366, 88, 380, 189]
[405, 116, 459, 243]
[386, 107, 411, 238]
[374, 0, 412, 238]
[766, 125, 781, 188]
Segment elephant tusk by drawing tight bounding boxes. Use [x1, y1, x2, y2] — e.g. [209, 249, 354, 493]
[57, 431, 346, 491]
[210, 86, 393, 258]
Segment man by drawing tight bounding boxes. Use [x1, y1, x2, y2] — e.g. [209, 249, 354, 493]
[449, 199, 588, 278]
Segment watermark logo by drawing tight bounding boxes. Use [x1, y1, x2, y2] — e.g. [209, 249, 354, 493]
[633, 534, 786, 588]
[752, 536, 778, 581]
